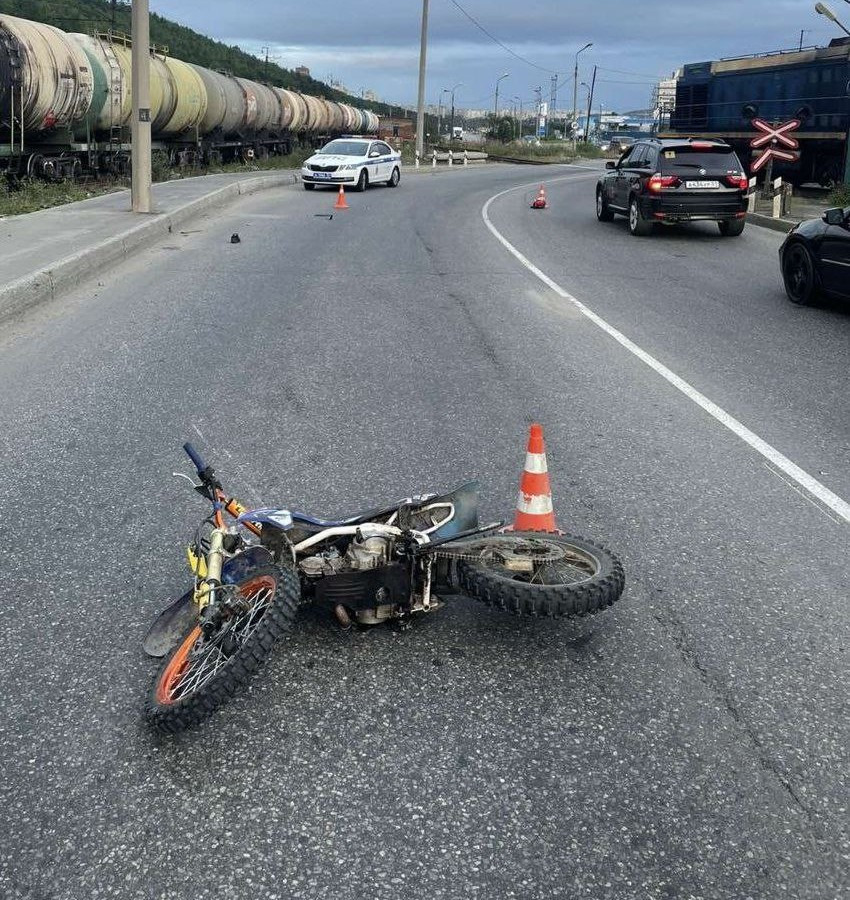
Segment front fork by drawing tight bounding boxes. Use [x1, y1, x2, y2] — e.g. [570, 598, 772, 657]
[197, 528, 226, 635]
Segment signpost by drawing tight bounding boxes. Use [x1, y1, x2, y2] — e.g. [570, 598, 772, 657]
[748, 117, 801, 197]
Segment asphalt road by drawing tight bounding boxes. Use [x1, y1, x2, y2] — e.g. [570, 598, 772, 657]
[1, 164, 848, 900]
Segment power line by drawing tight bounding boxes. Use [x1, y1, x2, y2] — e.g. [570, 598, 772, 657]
[447, 0, 558, 74]
[596, 66, 669, 79]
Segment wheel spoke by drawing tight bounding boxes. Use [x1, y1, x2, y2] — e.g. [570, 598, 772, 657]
[166, 582, 274, 701]
[476, 537, 599, 586]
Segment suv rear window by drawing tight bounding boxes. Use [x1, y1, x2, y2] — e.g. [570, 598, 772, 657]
[660, 147, 743, 173]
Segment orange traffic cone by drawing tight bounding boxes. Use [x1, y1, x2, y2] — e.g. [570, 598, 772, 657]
[510, 423, 558, 532]
[334, 184, 349, 210]
[531, 185, 548, 209]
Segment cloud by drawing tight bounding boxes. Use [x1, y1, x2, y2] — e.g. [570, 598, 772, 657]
[150, 0, 844, 109]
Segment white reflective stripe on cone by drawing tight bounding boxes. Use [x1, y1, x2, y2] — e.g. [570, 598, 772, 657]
[516, 492, 554, 514]
[524, 452, 548, 474]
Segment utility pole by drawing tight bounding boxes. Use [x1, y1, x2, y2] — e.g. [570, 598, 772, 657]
[585, 65, 597, 145]
[110, 0, 117, 33]
[415, 0, 430, 161]
[494, 72, 509, 121]
[549, 74, 558, 138]
[131, 0, 152, 213]
[533, 86, 542, 139]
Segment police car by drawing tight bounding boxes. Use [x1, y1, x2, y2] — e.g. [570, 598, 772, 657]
[301, 138, 402, 191]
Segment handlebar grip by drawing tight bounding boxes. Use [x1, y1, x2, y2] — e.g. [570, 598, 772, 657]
[183, 442, 208, 473]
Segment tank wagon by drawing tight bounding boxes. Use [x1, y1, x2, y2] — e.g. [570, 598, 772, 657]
[0, 13, 379, 178]
[668, 37, 850, 185]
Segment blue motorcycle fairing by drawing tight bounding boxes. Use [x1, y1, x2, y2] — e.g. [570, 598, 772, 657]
[424, 481, 480, 539]
[221, 546, 276, 583]
[237, 508, 294, 530]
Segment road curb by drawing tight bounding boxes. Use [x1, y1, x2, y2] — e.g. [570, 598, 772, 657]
[0, 171, 297, 324]
[746, 211, 797, 234]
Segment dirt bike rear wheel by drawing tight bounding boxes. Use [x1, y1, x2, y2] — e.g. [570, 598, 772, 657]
[145, 565, 300, 733]
[457, 531, 624, 618]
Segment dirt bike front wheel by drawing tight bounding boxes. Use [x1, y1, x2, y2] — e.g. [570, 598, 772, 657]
[457, 531, 624, 618]
[145, 565, 300, 733]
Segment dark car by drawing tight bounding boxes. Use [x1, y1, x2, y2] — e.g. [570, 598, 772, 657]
[779, 206, 850, 305]
[596, 137, 749, 236]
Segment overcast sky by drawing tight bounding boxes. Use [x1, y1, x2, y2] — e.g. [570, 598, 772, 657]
[150, 0, 845, 113]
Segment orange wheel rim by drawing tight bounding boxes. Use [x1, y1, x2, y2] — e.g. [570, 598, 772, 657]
[154, 575, 276, 706]
[156, 626, 202, 704]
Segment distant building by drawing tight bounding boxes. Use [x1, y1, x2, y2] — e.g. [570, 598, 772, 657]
[378, 117, 415, 146]
[363, 90, 380, 103]
[295, 66, 310, 77]
[653, 73, 680, 128]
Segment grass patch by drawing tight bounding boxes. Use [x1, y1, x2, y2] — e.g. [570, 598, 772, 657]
[205, 148, 313, 176]
[0, 179, 125, 216]
[827, 183, 850, 207]
[0, 148, 314, 217]
[467, 140, 602, 163]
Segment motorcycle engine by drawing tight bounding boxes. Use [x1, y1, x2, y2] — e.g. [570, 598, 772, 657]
[345, 535, 391, 571]
[298, 535, 392, 579]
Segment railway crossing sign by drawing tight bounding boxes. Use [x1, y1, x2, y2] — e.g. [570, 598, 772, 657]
[749, 118, 801, 173]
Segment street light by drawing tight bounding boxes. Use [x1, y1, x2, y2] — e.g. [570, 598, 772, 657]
[438, 88, 450, 138]
[572, 42, 592, 148]
[513, 95, 523, 140]
[447, 82, 463, 139]
[494, 72, 510, 122]
[815, 1, 850, 34]
[415, 0, 430, 161]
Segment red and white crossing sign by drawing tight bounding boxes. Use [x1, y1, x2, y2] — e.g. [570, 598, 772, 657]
[750, 117, 801, 150]
[748, 118, 802, 172]
[751, 145, 800, 173]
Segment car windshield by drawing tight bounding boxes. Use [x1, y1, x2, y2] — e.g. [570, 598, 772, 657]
[319, 141, 369, 157]
[661, 147, 742, 172]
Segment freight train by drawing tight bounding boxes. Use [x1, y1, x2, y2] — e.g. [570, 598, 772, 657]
[0, 13, 379, 179]
[668, 37, 850, 186]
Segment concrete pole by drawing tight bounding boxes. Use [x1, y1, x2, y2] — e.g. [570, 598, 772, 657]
[572, 43, 592, 150]
[571, 60, 579, 150]
[415, 0, 430, 161]
[585, 65, 597, 145]
[131, 0, 152, 213]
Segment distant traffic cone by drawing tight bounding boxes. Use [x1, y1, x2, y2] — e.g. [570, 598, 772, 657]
[334, 184, 349, 210]
[531, 185, 548, 209]
[510, 423, 558, 532]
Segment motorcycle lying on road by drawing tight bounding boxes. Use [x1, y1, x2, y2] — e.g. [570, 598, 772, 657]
[143, 443, 625, 733]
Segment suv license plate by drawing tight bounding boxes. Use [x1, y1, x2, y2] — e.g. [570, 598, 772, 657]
[685, 180, 720, 189]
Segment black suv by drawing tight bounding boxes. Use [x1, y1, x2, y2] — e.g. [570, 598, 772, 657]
[596, 138, 749, 237]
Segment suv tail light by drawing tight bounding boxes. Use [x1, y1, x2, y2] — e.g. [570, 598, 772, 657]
[724, 174, 750, 190]
[646, 173, 681, 192]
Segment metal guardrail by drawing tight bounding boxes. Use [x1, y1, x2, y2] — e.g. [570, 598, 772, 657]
[413, 149, 488, 168]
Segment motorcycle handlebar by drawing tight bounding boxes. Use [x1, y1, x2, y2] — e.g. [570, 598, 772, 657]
[183, 442, 208, 474]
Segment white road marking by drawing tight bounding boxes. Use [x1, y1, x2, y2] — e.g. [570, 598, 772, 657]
[482, 179, 850, 526]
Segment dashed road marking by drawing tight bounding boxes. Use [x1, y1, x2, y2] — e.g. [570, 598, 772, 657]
[482, 177, 850, 526]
